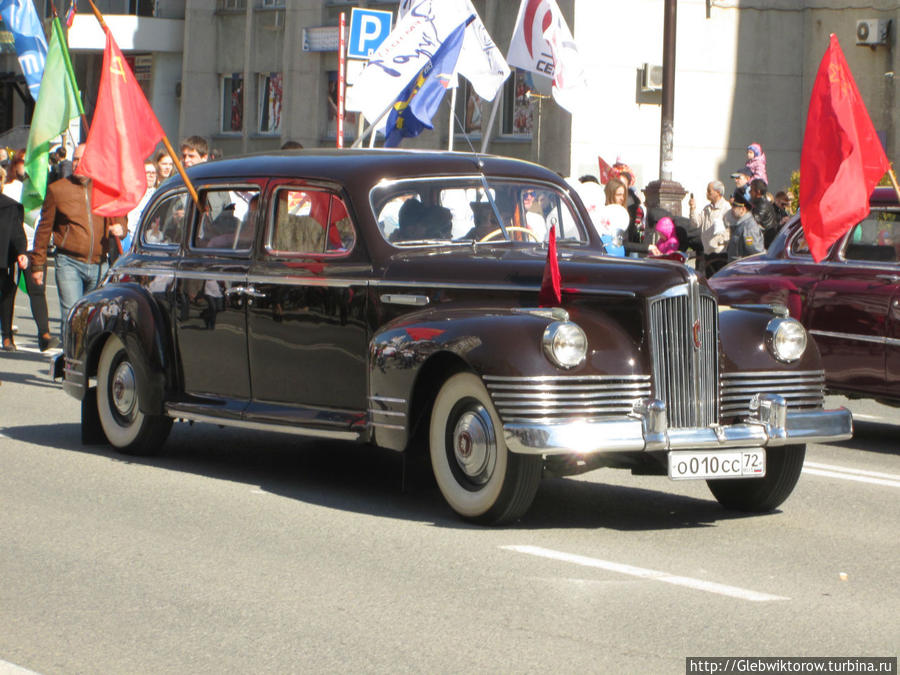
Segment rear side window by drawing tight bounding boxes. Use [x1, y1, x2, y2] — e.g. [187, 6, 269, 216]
[844, 212, 900, 262]
[140, 192, 188, 248]
[267, 188, 356, 256]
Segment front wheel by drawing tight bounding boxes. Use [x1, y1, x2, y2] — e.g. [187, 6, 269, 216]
[96, 334, 172, 456]
[429, 372, 542, 524]
[707, 444, 806, 512]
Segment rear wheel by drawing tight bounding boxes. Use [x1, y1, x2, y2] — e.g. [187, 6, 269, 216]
[96, 334, 172, 455]
[429, 372, 542, 524]
[707, 444, 806, 512]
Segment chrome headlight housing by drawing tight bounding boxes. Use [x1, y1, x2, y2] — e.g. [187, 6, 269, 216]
[766, 317, 807, 363]
[542, 321, 587, 369]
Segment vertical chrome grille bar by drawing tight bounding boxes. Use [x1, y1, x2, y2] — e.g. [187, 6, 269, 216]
[648, 282, 719, 429]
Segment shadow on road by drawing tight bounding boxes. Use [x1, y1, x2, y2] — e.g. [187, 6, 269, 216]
[3, 420, 761, 532]
[838, 420, 900, 456]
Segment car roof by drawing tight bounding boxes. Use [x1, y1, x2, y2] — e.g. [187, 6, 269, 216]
[178, 149, 563, 186]
[869, 186, 899, 207]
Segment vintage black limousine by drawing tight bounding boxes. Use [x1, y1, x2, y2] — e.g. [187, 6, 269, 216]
[54, 150, 852, 524]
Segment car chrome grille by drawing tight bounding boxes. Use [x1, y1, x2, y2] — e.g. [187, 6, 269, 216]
[720, 370, 826, 418]
[647, 289, 719, 428]
[483, 375, 652, 422]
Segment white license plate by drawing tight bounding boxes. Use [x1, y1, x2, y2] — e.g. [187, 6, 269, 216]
[668, 449, 766, 480]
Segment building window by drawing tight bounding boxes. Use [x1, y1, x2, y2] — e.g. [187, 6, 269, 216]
[258, 72, 282, 134]
[219, 0, 246, 10]
[501, 69, 534, 138]
[221, 73, 243, 133]
[326, 70, 358, 141]
[453, 80, 483, 140]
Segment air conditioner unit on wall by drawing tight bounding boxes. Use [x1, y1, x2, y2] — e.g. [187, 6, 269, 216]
[856, 19, 891, 46]
[641, 63, 663, 92]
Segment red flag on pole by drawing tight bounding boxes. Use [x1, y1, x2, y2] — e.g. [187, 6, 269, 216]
[597, 156, 613, 184]
[76, 27, 165, 217]
[800, 34, 889, 262]
[538, 224, 562, 307]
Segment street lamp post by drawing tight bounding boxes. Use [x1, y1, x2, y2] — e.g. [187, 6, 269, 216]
[644, 0, 687, 216]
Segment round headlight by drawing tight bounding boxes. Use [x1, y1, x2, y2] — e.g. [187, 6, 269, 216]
[766, 317, 807, 362]
[543, 321, 587, 369]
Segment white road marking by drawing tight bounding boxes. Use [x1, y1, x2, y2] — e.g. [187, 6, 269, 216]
[5, 345, 60, 356]
[0, 658, 41, 674]
[803, 461, 900, 489]
[501, 545, 789, 602]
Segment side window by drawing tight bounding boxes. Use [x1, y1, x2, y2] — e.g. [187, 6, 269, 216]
[844, 213, 899, 262]
[788, 227, 811, 257]
[140, 192, 187, 248]
[269, 188, 356, 255]
[192, 188, 259, 251]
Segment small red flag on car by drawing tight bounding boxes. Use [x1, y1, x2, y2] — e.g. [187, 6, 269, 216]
[800, 34, 890, 262]
[538, 224, 562, 307]
[76, 27, 165, 217]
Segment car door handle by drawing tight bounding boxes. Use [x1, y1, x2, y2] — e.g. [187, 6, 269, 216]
[244, 286, 267, 299]
[876, 274, 900, 283]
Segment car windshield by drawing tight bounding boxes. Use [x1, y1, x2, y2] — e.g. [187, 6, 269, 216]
[370, 177, 589, 247]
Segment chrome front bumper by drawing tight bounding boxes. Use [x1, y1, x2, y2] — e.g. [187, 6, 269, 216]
[503, 394, 853, 456]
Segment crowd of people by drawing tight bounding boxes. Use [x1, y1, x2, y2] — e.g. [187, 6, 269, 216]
[577, 144, 795, 276]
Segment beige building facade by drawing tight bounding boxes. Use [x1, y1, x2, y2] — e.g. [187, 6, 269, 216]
[1, 0, 898, 203]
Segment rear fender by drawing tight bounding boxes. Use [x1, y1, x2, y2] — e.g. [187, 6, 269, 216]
[69, 283, 173, 415]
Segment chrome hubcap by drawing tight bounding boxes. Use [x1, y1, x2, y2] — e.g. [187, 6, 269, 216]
[111, 361, 137, 418]
[452, 404, 496, 485]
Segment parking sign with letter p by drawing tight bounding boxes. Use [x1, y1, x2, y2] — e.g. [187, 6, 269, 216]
[348, 8, 392, 59]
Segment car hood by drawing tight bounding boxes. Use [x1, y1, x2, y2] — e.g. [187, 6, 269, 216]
[381, 245, 698, 300]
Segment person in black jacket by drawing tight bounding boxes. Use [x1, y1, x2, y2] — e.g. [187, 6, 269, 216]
[750, 178, 778, 248]
[0, 189, 28, 351]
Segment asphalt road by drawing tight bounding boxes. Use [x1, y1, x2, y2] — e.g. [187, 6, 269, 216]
[1, 284, 898, 674]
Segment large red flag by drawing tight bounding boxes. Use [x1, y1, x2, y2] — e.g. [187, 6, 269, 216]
[76, 28, 164, 217]
[538, 224, 562, 307]
[800, 34, 889, 262]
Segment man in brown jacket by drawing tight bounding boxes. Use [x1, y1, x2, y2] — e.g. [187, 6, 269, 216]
[31, 144, 125, 340]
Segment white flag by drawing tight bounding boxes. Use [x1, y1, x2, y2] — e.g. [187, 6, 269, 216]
[399, 0, 509, 102]
[347, 1, 471, 127]
[542, 1, 588, 113]
[507, 0, 586, 113]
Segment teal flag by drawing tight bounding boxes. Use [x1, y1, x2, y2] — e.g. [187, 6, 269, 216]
[22, 17, 82, 212]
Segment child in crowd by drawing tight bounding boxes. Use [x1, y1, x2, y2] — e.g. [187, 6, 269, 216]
[647, 216, 680, 255]
[746, 143, 768, 184]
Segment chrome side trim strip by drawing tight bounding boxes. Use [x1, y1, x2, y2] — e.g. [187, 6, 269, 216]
[173, 270, 248, 282]
[380, 294, 430, 306]
[721, 369, 824, 379]
[368, 409, 405, 418]
[164, 408, 361, 441]
[370, 395, 407, 405]
[114, 265, 176, 277]
[248, 275, 364, 288]
[370, 279, 637, 297]
[369, 422, 406, 431]
[809, 329, 897, 346]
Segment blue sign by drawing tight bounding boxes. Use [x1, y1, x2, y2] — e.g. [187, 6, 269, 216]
[347, 8, 392, 59]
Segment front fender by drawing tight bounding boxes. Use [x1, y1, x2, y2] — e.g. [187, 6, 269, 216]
[718, 305, 823, 373]
[63, 283, 174, 415]
[368, 306, 645, 451]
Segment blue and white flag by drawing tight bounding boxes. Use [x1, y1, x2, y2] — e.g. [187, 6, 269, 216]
[399, 0, 509, 102]
[383, 17, 470, 147]
[0, 0, 48, 101]
[347, 0, 472, 128]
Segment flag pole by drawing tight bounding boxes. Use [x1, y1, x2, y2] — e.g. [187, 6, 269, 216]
[49, 2, 88, 134]
[448, 86, 456, 151]
[351, 101, 394, 148]
[84, 0, 199, 210]
[887, 168, 900, 202]
[480, 95, 501, 154]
